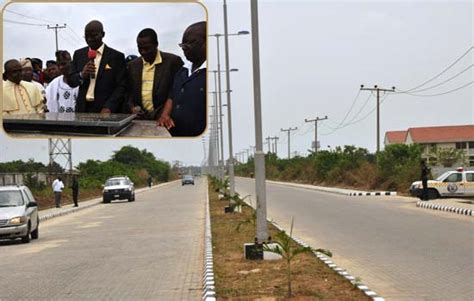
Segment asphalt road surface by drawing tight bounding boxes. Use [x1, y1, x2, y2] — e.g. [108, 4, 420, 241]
[236, 177, 474, 301]
[0, 179, 206, 301]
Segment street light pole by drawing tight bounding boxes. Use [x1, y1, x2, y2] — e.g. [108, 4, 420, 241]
[251, 0, 268, 245]
[223, 0, 236, 197]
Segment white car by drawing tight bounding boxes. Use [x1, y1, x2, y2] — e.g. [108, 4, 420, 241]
[103, 176, 135, 203]
[409, 167, 474, 199]
[0, 185, 39, 243]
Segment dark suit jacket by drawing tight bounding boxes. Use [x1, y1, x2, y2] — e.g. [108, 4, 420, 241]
[68, 45, 126, 113]
[126, 51, 183, 119]
[169, 67, 207, 137]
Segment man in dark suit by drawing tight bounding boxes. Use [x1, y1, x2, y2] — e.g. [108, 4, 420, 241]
[127, 28, 184, 120]
[68, 20, 126, 113]
[157, 21, 207, 137]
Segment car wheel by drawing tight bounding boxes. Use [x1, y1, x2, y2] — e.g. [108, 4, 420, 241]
[21, 223, 31, 243]
[428, 189, 439, 200]
[103, 198, 110, 204]
[31, 224, 39, 239]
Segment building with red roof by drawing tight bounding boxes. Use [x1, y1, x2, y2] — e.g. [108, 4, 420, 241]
[384, 125, 474, 167]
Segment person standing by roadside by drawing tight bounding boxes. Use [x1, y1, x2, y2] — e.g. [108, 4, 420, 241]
[147, 176, 153, 188]
[71, 176, 79, 207]
[52, 176, 64, 208]
[420, 159, 429, 201]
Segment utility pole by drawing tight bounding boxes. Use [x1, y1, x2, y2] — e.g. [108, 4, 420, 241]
[271, 136, 279, 155]
[250, 0, 268, 245]
[305, 115, 328, 155]
[265, 136, 271, 153]
[280, 127, 298, 159]
[360, 85, 396, 152]
[47, 24, 66, 52]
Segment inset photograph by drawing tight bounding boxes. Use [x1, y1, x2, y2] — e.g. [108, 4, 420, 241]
[2, 2, 207, 137]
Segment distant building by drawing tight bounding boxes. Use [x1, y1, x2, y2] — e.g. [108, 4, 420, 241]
[384, 124, 474, 167]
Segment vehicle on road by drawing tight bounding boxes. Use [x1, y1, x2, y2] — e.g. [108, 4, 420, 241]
[0, 185, 39, 243]
[181, 175, 195, 186]
[103, 176, 135, 203]
[409, 167, 474, 199]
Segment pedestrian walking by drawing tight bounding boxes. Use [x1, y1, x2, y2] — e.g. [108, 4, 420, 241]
[71, 176, 79, 207]
[52, 176, 64, 208]
[147, 176, 153, 188]
[420, 160, 429, 201]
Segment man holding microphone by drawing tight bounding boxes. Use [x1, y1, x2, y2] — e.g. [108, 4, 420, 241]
[68, 20, 126, 113]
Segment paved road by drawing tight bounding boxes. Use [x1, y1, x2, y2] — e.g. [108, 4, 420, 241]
[236, 178, 474, 301]
[0, 179, 206, 301]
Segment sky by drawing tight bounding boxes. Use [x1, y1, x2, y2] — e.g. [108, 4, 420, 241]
[0, 0, 473, 169]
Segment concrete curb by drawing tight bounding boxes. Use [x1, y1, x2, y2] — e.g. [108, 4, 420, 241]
[349, 191, 397, 196]
[39, 180, 178, 223]
[202, 179, 216, 301]
[263, 178, 396, 197]
[239, 195, 384, 300]
[270, 220, 384, 301]
[416, 201, 473, 217]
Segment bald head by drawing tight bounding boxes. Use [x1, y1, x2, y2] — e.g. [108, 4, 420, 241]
[85, 20, 103, 32]
[85, 20, 105, 50]
[181, 21, 206, 64]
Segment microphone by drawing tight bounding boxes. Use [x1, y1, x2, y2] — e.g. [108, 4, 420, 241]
[87, 49, 97, 79]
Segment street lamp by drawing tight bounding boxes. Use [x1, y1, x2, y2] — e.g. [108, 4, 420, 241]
[209, 28, 248, 191]
[209, 69, 238, 176]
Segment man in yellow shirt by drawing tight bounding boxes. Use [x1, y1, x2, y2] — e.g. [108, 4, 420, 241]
[3, 59, 44, 116]
[126, 28, 183, 120]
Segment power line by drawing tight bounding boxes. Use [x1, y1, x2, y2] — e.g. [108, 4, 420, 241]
[320, 93, 390, 136]
[5, 9, 60, 24]
[5, 9, 84, 44]
[396, 64, 473, 94]
[400, 46, 473, 92]
[4, 19, 48, 26]
[67, 27, 84, 43]
[398, 81, 473, 97]
[325, 92, 374, 130]
[331, 90, 362, 129]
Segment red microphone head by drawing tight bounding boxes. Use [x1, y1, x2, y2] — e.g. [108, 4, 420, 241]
[87, 49, 97, 60]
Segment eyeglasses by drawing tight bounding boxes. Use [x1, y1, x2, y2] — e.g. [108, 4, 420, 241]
[178, 39, 203, 49]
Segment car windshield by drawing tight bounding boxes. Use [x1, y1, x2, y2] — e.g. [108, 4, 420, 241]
[184, 175, 193, 180]
[105, 179, 127, 186]
[435, 172, 452, 181]
[0, 191, 24, 207]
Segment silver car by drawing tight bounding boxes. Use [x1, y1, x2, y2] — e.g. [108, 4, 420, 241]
[0, 185, 39, 243]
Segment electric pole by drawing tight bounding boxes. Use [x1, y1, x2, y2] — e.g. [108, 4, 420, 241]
[47, 24, 67, 52]
[305, 115, 328, 155]
[280, 127, 298, 159]
[271, 136, 279, 155]
[360, 85, 396, 152]
[265, 136, 271, 153]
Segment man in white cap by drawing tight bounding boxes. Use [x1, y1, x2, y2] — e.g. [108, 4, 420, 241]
[3, 59, 44, 115]
[20, 58, 46, 104]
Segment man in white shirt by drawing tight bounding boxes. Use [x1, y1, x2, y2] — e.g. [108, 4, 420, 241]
[52, 177, 65, 208]
[46, 51, 79, 113]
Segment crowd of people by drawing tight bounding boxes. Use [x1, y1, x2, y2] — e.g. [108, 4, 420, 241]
[3, 20, 207, 137]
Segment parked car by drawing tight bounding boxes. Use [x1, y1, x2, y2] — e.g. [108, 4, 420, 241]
[103, 176, 135, 203]
[181, 175, 195, 186]
[409, 167, 474, 199]
[0, 185, 39, 243]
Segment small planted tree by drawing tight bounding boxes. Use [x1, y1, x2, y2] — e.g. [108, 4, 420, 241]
[263, 218, 313, 298]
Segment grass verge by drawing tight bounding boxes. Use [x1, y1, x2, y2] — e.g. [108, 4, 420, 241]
[209, 181, 372, 300]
